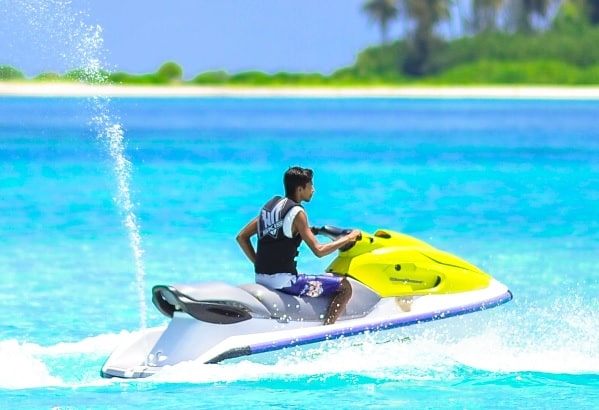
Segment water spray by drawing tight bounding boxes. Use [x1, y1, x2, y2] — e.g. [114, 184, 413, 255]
[7, 0, 148, 329]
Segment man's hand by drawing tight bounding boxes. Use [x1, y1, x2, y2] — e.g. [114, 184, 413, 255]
[346, 229, 361, 242]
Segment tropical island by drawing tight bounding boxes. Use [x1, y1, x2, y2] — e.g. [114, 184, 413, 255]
[1, 0, 598, 87]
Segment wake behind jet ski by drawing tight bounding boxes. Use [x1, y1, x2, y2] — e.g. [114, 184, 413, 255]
[101, 226, 512, 379]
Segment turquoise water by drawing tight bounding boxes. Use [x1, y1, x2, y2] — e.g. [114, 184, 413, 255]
[1, 96, 598, 409]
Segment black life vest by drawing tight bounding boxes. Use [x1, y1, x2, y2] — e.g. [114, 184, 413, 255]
[255, 196, 303, 274]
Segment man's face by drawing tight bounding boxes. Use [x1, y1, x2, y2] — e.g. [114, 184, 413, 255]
[299, 180, 315, 202]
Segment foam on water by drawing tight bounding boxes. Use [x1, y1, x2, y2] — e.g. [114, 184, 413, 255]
[135, 298, 599, 384]
[0, 331, 133, 389]
[2, 295, 594, 390]
[0, 340, 62, 389]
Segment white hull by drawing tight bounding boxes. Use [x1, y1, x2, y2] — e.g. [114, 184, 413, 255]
[101, 279, 512, 379]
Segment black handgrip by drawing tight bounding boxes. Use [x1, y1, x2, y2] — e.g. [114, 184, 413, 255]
[311, 225, 350, 238]
[311, 225, 360, 251]
[339, 240, 356, 252]
[339, 230, 361, 252]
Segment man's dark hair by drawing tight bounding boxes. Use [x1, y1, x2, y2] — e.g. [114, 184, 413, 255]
[284, 166, 313, 197]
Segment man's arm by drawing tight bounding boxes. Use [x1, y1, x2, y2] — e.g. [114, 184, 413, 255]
[236, 216, 258, 264]
[294, 211, 360, 258]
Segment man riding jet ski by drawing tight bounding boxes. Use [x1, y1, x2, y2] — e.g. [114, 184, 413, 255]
[101, 223, 512, 378]
[236, 166, 361, 325]
[100, 167, 512, 378]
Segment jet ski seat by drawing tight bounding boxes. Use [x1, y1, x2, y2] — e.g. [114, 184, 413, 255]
[151, 280, 381, 324]
[241, 278, 381, 322]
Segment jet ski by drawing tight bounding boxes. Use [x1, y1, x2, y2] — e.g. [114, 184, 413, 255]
[101, 226, 512, 379]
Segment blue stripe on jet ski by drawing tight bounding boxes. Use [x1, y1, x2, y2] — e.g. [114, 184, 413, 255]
[248, 290, 513, 355]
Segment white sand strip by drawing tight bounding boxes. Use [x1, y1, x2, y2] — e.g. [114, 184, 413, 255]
[0, 82, 598, 99]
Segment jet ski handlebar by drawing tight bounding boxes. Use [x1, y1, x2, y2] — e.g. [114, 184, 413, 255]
[311, 225, 361, 251]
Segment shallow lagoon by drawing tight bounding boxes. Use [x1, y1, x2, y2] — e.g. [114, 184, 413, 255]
[0, 97, 597, 409]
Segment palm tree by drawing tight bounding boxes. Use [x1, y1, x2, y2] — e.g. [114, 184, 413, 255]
[510, 0, 553, 33]
[558, 0, 599, 26]
[400, 0, 451, 75]
[586, 0, 599, 24]
[362, 0, 399, 45]
[401, 0, 451, 41]
[472, 0, 505, 33]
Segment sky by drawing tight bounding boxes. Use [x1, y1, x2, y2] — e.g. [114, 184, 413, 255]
[0, 0, 392, 79]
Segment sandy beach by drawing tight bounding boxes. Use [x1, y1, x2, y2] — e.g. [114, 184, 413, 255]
[0, 82, 598, 99]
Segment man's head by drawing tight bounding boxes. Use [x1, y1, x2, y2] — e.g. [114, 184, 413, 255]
[284, 166, 314, 202]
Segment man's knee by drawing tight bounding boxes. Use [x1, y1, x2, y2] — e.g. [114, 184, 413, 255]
[339, 278, 352, 298]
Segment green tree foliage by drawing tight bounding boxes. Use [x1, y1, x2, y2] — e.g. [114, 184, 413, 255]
[432, 29, 599, 69]
[192, 70, 229, 84]
[108, 62, 183, 85]
[34, 72, 61, 81]
[553, 0, 590, 31]
[63, 68, 110, 84]
[2, 1, 599, 86]
[352, 0, 599, 81]
[228, 71, 272, 85]
[430, 59, 598, 84]
[157, 61, 183, 83]
[0, 65, 25, 80]
[565, 0, 599, 25]
[349, 25, 599, 82]
[344, 41, 406, 79]
[268, 72, 328, 85]
[109, 71, 162, 84]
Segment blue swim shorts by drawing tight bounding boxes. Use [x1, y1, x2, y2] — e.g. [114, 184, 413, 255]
[280, 273, 343, 298]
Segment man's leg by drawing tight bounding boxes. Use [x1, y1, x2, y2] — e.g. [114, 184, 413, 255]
[323, 278, 352, 325]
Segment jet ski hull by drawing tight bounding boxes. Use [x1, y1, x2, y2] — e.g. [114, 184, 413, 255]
[101, 279, 512, 379]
